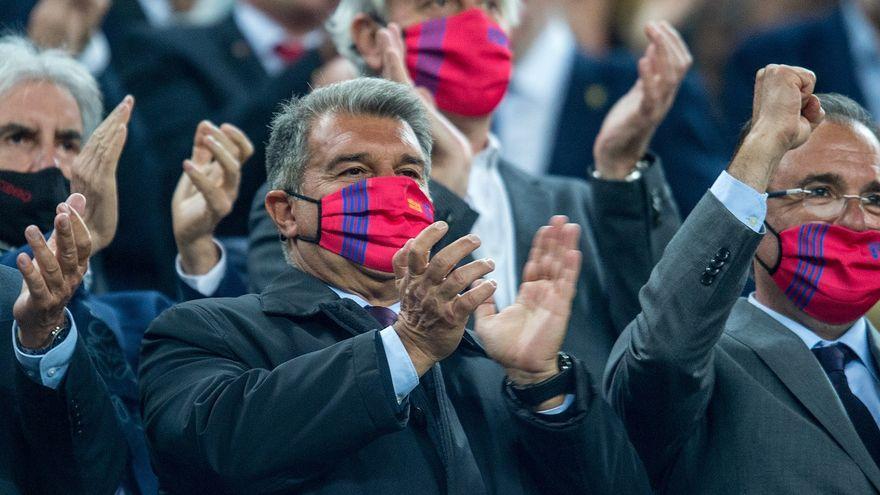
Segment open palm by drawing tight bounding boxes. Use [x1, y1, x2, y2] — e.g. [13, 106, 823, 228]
[475, 217, 582, 382]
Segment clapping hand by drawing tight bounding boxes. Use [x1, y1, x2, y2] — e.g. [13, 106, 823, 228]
[392, 223, 497, 376]
[376, 24, 473, 197]
[593, 21, 692, 179]
[13, 194, 91, 349]
[68, 96, 133, 254]
[475, 216, 582, 407]
[172, 121, 254, 275]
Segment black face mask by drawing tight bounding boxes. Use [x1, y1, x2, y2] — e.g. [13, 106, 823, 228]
[0, 168, 69, 248]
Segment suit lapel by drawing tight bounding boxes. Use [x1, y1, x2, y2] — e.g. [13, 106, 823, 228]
[497, 162, 551, 285]
[868, 323, 880, 374]
[726, 299, 880, 489]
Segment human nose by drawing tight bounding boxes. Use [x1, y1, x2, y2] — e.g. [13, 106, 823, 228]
[30, 143, 59, 172]
[835, 196, 869, 231]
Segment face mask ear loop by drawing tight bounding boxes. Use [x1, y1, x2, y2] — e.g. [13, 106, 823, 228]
[755, 222, 783, 275]
[284, 190, 322, 244]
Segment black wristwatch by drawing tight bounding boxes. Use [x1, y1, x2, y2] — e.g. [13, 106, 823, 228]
[506, 352, 575, 407]
[16, 316, 71, 356]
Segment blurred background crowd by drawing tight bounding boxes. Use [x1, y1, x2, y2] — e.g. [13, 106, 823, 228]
[1, 0, 865, 297]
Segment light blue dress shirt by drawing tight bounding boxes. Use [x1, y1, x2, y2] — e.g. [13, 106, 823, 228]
[12, 308, 78, 390]
[710, 170, 880, 427]
[749, 295, 880, 426]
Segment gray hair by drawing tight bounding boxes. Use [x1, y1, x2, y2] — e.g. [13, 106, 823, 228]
[266, 77, 433, 194]
[326, 0, 520, 73]
[0, 35, 103, 138]
[735, 93, 880, 152]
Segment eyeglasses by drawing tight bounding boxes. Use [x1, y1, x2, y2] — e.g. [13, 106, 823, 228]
[767, 187, 880, 220]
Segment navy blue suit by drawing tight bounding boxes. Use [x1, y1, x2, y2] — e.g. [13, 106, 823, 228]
[547, 49, 729, 216]
[723, 6, 862, 146]
[0, 244, 245, 494]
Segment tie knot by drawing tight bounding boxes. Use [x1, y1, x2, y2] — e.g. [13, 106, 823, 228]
[364, 305, 398, 328]
[812, 343, 855, 373]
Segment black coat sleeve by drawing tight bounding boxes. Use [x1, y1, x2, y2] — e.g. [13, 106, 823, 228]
[139, 302, 409, 492]
[507, 360, 651, 494]
[14, 337, 127, 495]
[584, 155, 681, 331]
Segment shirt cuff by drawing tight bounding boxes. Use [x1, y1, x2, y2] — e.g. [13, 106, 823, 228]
[176, 239, 227, 296]
[709, 171, 768, 233]
[535, 393, 575, 415]
[379, 326, 419, 403]
[12, 308, 78, 389]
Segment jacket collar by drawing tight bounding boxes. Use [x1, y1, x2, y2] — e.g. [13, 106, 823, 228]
[725, 298, 880, 489]
[258, 266, 486, 353]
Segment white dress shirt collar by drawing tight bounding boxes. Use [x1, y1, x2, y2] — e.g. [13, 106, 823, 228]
[233, 2, 324, 76]
[138, 0, 174, 26]
[748, 293, 877, 381]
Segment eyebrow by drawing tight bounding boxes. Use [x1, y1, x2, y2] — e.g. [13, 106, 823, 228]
[0, 123, 36, 137]
[327, 153, 370, 169]
[56, 129, 82, 142]
[399, 154, 426, 167]
[798, 173, 845, 189]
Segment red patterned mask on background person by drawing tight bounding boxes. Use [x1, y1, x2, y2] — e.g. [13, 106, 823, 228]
[757, 222, 880, 325]
[287, 176, 434, 273]
[403, 8, 512, 117]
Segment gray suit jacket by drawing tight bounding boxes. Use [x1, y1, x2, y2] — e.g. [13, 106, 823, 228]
[248, 158, 680, 379]
[604, 192, 880, 494]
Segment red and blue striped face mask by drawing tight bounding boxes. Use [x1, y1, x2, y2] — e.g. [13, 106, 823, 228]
[758, 223, 880, 325]
[402, 8, 512, 117]
[288, 176, 434, 273]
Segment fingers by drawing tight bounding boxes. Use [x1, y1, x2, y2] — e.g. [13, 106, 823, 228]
[472, 282, 498, 322]
[378, 24, 412, 85]
[437, 258, 495, 298]
[17, 253, 50, 303]
[454, 278, 497, 316]
[423, 233, 481, 284]
[555, 249, 583, 302]
[52, 208, 79, 280]
[393, 238, 413, 280]
[65, 193, 86, 216]
[183, 160, 232, 217]
[26, 226, 64, 294]
[407, 222, 449, 276]
[65, 201, 92, 268]
[204, 134, 241, 191]
[802, 93, 825, 127]
[220, 123, 254, 162]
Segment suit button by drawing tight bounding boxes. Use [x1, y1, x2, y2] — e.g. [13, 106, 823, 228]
[710, 258, 725, 268]
[704, 265, 721, 276]
[715, 248, 730, 261]
[411, 406, 426, 428]
[700, 273, 715, 286]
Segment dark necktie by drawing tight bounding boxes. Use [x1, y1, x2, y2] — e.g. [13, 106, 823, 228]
[812, 343, 880, 467]
[364, 305, 398, 328]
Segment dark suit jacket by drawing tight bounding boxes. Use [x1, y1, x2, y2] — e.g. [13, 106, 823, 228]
[249, 160, 680, 380]
[604, 192, 880, 493]
[139, 266, 652, 494]
[0, 244, 244, 494]
[119, 15, 323, 237]
[548, 49, 729, 215]
[723, 6, 862, 146]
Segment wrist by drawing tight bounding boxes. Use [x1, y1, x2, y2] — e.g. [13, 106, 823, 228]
[593, 156, 641, 180]
[727, 131, 787, 193]
[506, 352, 576, 409]
[17, 313, 67, 350]
[178, 236, 220, 275]
[393, 322, 436, 377]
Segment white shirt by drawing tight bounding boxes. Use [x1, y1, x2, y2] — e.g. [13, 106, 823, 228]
[467, 135, 518, 310]
[495, 16, 577, 176]
[233, 2, 324, 77]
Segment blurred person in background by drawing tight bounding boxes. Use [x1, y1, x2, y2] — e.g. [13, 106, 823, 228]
[0, 36, 249, 493]
[494, 0, 728, 215]
[118, 0, 341, 271]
